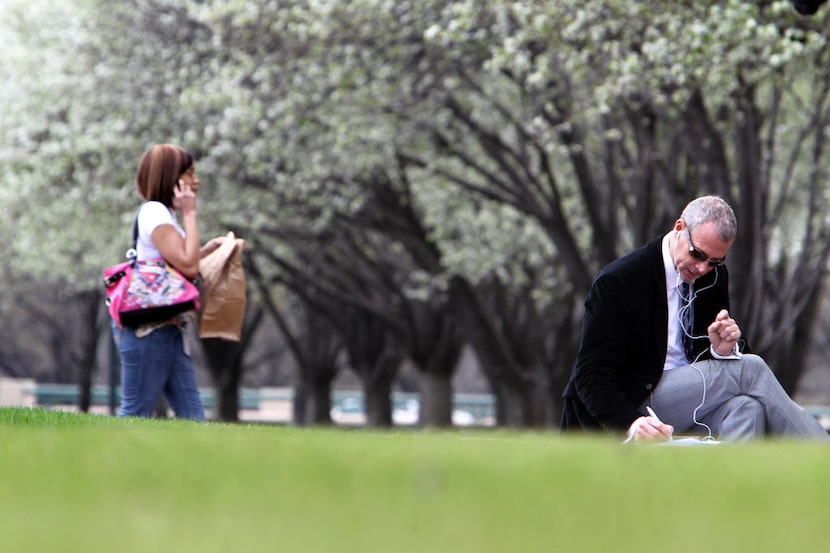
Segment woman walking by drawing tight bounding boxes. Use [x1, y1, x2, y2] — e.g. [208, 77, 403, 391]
[115, 144, 223, 420]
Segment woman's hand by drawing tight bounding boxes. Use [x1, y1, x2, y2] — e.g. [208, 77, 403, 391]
[172, 179, 197, 216]
[200, 236, 227, 258]
[154, 179, 200, 279]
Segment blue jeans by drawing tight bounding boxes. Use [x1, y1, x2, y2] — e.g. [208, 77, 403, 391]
[115, 324, 205, 420]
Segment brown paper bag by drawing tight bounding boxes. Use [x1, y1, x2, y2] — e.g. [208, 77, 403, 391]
[198, 232, 246, 341]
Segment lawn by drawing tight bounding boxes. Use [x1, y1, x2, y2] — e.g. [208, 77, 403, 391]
[1, 407, 828, 553]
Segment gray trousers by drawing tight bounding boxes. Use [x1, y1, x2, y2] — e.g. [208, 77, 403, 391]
[647, 354, 829, 442]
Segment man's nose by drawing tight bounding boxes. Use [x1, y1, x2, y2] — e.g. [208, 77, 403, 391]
[695, 260, 712, 274]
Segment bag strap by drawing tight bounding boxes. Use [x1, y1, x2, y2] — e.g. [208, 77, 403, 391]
[125, 204, 143, 263]
[132, 212, 139, 249]
[131, 202, 147, 248]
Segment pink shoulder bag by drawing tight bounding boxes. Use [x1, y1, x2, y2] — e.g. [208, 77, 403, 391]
[103, 208, 200, 328]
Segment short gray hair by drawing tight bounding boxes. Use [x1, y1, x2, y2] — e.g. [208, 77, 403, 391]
[680, 195, 737, 242]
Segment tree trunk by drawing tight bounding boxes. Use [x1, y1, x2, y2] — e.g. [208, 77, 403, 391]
[771, 279, 825, 394]
[77, 290, 104, 412]
[302, 376, 332, 425]
[364, 371, 394, 427]
[448, 276, 546, 427]
[292, 381, 307, 425]
[492, 384, 525, 427]
[490, 372, 547, 428]
[418, 371, 452, 427]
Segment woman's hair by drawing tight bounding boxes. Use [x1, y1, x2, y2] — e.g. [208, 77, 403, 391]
[681, 195, 737, 243]
[135, 144, 194, 206]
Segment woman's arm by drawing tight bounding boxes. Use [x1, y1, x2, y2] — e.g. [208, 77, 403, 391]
[152, 182, 200, 279]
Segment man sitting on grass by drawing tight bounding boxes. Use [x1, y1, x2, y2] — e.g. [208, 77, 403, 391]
[561, 195, 828, 443]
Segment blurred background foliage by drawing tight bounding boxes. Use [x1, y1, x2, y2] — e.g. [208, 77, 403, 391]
[2, 0, 830, 426]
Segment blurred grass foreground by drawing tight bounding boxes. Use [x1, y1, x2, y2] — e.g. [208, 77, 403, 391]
[1, 407, 828, 553]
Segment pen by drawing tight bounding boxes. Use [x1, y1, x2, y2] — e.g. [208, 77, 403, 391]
[646, 406, 661, 421]
[646, 406, 675, 441]
[623, 406, 666, 445]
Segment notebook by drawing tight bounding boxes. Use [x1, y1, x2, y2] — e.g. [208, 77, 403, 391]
[660, 436, 721, 446]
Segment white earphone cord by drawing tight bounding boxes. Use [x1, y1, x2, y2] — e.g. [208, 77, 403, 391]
[675, 269, 719, 441]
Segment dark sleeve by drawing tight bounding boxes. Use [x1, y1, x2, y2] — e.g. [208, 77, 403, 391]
[572, 273, 645, 431]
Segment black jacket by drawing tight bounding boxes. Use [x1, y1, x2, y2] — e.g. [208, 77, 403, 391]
[561, 236, 732, 433]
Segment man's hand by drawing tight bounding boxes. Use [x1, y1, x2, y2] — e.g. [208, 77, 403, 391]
[707, 309, 741, 356]
[627, 415, 674, 442]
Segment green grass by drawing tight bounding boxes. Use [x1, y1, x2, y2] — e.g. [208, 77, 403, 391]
[1, 407, 828, 553]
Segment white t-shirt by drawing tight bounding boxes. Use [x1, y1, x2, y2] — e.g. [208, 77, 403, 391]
[136, 201, 184, 261]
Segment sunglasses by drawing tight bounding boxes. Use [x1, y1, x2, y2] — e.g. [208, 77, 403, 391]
[684, 226, 726, 267]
